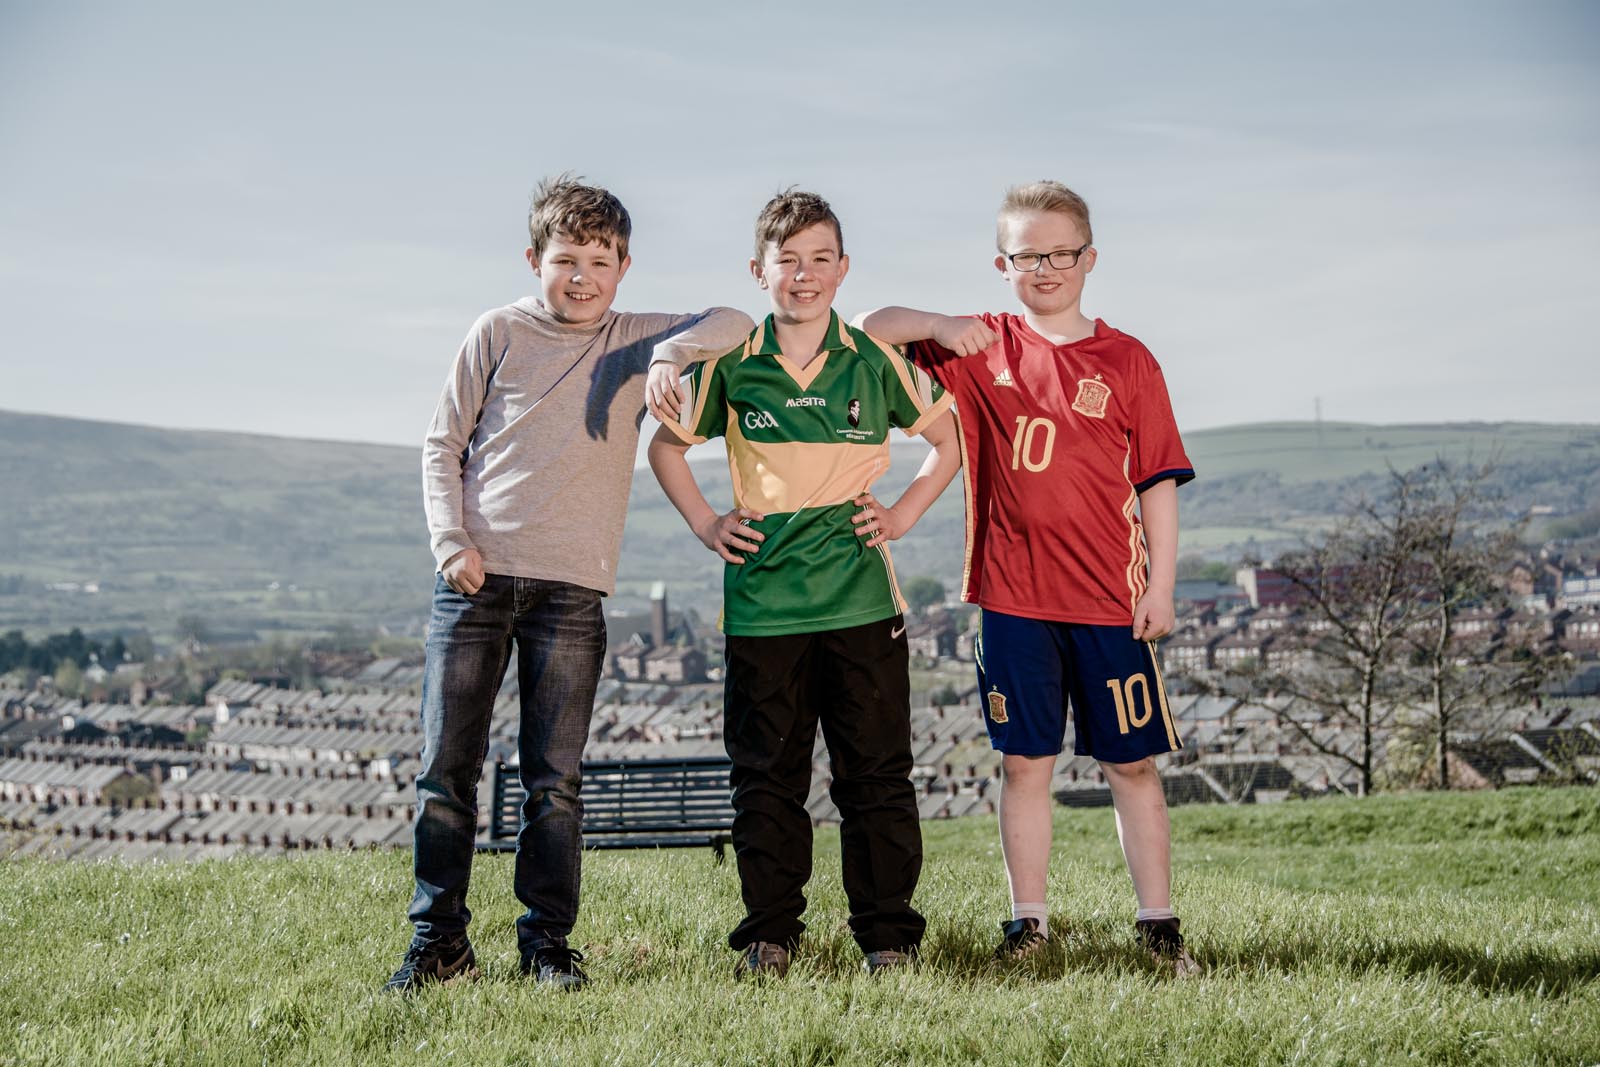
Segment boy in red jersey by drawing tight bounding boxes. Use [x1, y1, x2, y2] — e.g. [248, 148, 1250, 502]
[856, 181, 1199, 974]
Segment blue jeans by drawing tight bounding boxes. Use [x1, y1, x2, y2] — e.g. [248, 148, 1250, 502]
[407, 574, 605, 954]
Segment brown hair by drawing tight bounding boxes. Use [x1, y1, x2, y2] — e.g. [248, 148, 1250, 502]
[996, 181, 1092, 251]
[528, 173, 632, 262]
[754, 188, 843, 259]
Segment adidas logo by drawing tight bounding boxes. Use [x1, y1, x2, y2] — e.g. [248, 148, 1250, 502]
[993, 368, 1015, 388]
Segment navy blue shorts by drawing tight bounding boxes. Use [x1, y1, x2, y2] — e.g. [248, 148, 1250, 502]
[974, 609, 1181, 763]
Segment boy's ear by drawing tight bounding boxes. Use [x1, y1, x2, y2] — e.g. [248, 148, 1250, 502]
[837, 252, 850, 286]
[1080, 247, 1097, 275]
[993, 253, 1009, 278]
[749, 257, 767, 289]
[618, 254, 632, 282]
[526, 247, 541, 275]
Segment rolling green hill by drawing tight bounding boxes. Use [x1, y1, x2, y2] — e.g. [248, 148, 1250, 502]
[1, 410, 1595, 641]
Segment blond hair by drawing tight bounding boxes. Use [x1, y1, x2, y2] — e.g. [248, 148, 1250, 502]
[528, 173, 632, 261]
[996, 181, 1092, 251]
[754, 188, 843, 258]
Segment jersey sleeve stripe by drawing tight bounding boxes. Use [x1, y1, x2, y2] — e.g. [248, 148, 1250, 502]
[900, 390, 955, 438]
[1132, 467, 1196, 494]
[874, 335, 942, 416]
[661, 358, 717, 445]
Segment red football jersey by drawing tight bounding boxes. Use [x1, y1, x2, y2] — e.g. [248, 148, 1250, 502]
[912, 315, 1194, 626]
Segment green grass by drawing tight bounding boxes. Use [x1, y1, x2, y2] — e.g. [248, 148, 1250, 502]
[2, 788, 1597, 1065]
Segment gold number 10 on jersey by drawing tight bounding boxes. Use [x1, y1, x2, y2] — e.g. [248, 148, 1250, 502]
[1105, 673, 1155, 734]
[1010, 416, 1057, 472]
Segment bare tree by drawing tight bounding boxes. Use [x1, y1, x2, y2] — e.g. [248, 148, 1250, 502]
[1206, 461, 1568, 794]
[1208, 468, 1440, 794]
[1400, 461, 1562, 788]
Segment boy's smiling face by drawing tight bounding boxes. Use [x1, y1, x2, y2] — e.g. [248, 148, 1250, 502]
[528, 233, 631, 326]
[995, 210, 1096, 318]
[751, 222, 848, 327]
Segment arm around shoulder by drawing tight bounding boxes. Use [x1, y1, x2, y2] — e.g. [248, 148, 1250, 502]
[855, 308, 997, 356]
[649, 307, 754, 370]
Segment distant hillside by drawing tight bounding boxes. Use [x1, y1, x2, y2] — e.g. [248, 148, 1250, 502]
[1, 410, 1595, 640]
[0, 411, 427, 640]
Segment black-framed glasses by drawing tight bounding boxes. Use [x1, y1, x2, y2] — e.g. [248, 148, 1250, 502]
[1005, 243, 1090, 272]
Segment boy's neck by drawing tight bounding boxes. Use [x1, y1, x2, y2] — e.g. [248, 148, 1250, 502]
[1024, 308, 1096, 346]
[771, 310, 834, 370]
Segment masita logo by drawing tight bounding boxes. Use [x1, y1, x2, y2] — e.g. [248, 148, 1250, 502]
[743, 410, 779, 430]
[785, 396, 826, 408]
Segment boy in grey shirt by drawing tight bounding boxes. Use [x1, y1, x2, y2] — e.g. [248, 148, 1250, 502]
[385, 176, 752, 993]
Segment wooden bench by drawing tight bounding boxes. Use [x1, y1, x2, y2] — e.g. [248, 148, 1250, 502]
[479, 756, 735, 860]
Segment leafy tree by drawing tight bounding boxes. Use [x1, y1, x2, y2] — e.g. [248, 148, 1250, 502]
[52, 660, 84, 698]
[103, 774, 157, 809]
[125, 632, 155, 663]
[0, 630, 26, 673]
[903, 576, 947, 614]
[1177, 556, 1236, 583]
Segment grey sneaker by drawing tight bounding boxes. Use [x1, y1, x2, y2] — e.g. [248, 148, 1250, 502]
[994, 917, 1049, 961]
[1136, 917, 1200, 977]
[520, 944, 588, 990]
[863, 947, 917, 974]
[735, 941, 790, 979]
[383, 935, 478, 994]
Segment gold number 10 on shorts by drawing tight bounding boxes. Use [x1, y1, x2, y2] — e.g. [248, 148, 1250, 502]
[1105, 673, 1155, 734]
[1010, 416, 1057, 472]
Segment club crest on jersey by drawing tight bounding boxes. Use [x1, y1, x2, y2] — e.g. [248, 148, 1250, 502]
[986, 689, 1009, 724]
[993, 367, 1016, 388]
[1071, 374, 1111, 419]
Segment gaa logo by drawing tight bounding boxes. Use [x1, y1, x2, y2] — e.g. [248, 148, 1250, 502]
[743, 410, 779, 430]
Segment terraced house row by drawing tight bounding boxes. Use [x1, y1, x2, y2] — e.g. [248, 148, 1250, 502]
[4, 632, 1598, 860]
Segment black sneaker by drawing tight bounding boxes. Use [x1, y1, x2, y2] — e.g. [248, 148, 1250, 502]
[735, 940, 790, 979]
[383, 935, 478, 993]
[994, 917, 1048, 961]
[521, 943, 589, 990]
[863, 947, 917, 974]
[1135, 917, 1199, 977]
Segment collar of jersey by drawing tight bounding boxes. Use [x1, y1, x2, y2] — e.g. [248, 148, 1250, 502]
[748, 310, 859, 358]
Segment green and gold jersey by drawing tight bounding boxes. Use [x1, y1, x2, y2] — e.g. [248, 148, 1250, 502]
[663, 310, 952, 637]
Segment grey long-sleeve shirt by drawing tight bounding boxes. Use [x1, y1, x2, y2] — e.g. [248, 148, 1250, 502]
[423, 297, 753, 594]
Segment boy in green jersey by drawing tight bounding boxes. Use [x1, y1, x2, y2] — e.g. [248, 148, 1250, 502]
[648, 190, 961, 976]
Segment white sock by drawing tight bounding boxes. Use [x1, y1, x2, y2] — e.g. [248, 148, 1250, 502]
[1136, 907, 1177, 924]
[1012, 903, 1049, 940]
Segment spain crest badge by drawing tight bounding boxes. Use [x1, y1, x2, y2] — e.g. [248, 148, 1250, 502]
[1071, 374, 1112, 419]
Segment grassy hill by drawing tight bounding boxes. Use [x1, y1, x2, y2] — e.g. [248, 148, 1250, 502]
[1, 787, 1596, 1065]
[1, 409, 1595, 640]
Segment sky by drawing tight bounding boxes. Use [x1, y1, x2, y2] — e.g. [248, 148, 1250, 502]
[1, 1, 1597, 450]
